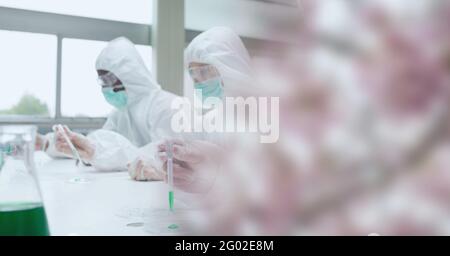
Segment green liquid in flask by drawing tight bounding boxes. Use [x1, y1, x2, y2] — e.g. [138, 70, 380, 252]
[0, 202, 50, 236]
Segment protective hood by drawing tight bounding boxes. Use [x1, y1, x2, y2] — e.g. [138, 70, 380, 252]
[96, 37, 160, 105]
[95, 37, 179, 147]
[185, 27, 254, 96]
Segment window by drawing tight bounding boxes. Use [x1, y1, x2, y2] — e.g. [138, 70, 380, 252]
[61, 38, 152, 117]
[0, 30, 56, 117]
[0, 0, 153, 24]
[0, 2, 153, 123]
[0, 0, 286, 125]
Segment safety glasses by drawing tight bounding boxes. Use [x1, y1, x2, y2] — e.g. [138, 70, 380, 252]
[97, 72, 120, 87]
[97, 72, 125, 92]
[188, 65, 220, 83]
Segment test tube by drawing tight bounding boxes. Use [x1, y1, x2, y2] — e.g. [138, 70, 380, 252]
[167, 141, 174, 212]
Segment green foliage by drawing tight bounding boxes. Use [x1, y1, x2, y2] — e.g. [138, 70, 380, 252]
[0, 94, 49, 116]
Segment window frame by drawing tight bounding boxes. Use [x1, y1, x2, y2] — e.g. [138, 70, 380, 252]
[0, 6, 152, 129]
[0, 5, 287, 131]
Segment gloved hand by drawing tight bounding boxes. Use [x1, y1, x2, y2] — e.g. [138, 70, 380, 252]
[158, 139, 222, 193]
[54, 125, 95, 162]
[127, 156, 164, 181]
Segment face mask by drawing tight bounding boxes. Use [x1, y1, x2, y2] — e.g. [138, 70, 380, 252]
[102, 88, 128, 110]
[194, 78, 223, 103]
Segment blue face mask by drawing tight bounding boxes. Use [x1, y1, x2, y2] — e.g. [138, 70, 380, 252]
[194, 78, 223, 103]
[102, 88, 128, 110]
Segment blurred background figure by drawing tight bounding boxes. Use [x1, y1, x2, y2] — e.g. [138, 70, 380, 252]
[182, 0, 450, 235]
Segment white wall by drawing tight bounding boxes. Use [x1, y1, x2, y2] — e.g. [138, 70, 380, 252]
[185, 0, 299, 41]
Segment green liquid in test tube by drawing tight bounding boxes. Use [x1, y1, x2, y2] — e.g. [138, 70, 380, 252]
[167, 142, 174, 211]
[169, 191, 174, 212]
[167, 142, 178, 230]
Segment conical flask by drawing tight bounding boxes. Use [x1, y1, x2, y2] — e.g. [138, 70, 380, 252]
[0, 125, 50, 236]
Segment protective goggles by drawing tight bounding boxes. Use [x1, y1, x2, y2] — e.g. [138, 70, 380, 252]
[97, 72, 125, 92]
[188, 65, 220, 83]
[97, 72, 120, 87]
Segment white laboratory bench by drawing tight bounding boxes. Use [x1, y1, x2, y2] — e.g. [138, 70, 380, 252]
[34, 152, 184, 236]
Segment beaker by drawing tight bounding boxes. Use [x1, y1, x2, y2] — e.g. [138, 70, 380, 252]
[0, 125, 50, 236]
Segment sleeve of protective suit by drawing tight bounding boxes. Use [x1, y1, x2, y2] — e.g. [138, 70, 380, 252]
[136, 141, 164, 171]
[87, 129, 140, 172]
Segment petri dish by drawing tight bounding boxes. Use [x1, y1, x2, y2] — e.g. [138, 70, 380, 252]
[144, 208, 193, 235]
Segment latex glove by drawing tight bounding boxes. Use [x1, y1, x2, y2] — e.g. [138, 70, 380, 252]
[42, 133, 72, 159]
[54, 125, 95, 162]
[127, 156, 164, 181]
[158, 139, 222, 193]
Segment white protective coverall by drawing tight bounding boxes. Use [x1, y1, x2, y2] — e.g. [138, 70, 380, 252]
[184, 27, 256, 146]
[129, 27, 257, 181]
[87, 37, 181, 171]
[143, 28, 258, 185]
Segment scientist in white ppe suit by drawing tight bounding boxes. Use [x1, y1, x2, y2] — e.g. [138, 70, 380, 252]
[135, 27, 255, 188]
[53, 37, 179, 179]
